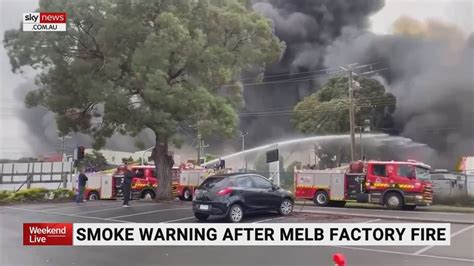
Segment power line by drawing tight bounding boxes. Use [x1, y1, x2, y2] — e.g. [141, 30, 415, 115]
[239, 97, 396, 116]
[238, 66, 340, 82]
[239, 100, 397, 117]
[222, 62, 385, 88]
[222, 72, 340, 87]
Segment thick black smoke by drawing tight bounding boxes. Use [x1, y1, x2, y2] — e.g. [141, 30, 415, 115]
[242, 0, 385, 146]
[323, 20, 474, 168]
[243, 0, 472, 168]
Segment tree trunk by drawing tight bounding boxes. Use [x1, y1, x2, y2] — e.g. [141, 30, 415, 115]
[153, 137, 174, 201]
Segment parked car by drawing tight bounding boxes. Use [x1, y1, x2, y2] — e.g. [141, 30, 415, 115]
[192, 173, 295, 222]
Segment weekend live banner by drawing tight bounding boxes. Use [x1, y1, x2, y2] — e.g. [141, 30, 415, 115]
[24, 223, 451, 246]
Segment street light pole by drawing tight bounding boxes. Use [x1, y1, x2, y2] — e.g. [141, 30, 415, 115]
[58, 135, 72, 162]
[240, 131, 248, 171]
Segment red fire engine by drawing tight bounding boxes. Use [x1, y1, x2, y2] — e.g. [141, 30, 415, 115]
[74, 165, 164, 200]
[294, 160, 433, 210]
[174, 163, 209, 201]
[75, 164, 210, 201]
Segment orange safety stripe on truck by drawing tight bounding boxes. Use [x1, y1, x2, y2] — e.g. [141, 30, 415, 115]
[396, 184, 415, 189]
[371, 183, 390, 188]
[367, 182, 415, 190]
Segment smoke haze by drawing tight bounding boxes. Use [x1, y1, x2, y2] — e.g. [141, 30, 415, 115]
[3, 0, 472, 169]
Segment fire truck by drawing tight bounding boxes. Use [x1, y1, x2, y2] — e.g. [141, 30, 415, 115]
[76, 164, 210, 201]
[294, 160, 433, 210]
[174, 163, 210, 201]
[74, 165, 163, 200]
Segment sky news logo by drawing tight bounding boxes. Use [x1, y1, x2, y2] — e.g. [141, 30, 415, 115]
[23, 12, 67, 32]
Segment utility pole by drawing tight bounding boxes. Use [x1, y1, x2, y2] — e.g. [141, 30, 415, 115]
[60, 136, 65, 162]
[58, 135, 72, 162]
[240, 131, 248, 171]
[196, 133, 209, 165]
[357, 126, 364, 160]
[348, 66, 356, 162]
[339, 64, 358, 162]
[197, 132, 201, 164]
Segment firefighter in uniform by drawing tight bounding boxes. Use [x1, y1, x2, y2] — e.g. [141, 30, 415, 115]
[122, 165, 133, 207]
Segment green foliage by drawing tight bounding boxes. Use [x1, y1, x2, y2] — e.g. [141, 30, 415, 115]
[52, 188, 75, 199]
[4, 0, 283, 199]
[83, 150, 109, 171]
[205, 154, 218, 163]
[122, 156, 136, 164]
[4, 0, 283, 145]
[293, 76, 396, 134]
[0, 188, 74, 204]
[0, 191, 12, 201]
[8, 188, 49, 202]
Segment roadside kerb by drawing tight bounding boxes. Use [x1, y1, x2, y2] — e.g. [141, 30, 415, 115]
[296, 209, 474, 225]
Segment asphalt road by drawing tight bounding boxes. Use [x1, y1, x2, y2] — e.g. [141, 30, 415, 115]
[1, 200, 473, 266]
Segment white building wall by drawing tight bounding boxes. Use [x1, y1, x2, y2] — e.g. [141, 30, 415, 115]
[85, 149, 181, 166]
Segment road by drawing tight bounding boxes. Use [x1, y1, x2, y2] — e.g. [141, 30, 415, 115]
[1, 200, 473, 266]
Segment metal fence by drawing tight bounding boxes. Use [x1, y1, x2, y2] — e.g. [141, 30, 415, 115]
[0, 162, 75, 191]
[430, 173, 474, 203]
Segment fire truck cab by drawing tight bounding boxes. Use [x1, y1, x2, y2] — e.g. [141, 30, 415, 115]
[113, 165, 161, 200]
[295, 160, 433, 210]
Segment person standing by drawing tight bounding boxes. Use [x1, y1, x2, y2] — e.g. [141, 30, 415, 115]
[76, 169, 88, 204]
[122, 165, 134, 207]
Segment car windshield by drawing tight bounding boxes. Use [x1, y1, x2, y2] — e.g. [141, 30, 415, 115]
[199, 176, 229, 189]
[415, 166, 430, 180]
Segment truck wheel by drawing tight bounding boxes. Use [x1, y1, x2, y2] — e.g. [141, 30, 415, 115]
[403, 205, 417, 211]
[194, 213, 209, 221]
[384, 192, 403, 210]
[182, 188, 192, 201]
[227, 204, 244, 223]
[87, 191, 99, 201]
[141, 190, 155, 200]
[313, 190, 329, 206]
[314, 191, 329, 206]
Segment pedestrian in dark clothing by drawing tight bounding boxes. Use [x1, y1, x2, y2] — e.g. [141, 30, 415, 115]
[77, 170, 88, 204]
[122, 165, 134, 207]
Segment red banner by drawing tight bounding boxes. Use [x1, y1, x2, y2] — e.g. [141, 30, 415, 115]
[23, 223, 73, 246]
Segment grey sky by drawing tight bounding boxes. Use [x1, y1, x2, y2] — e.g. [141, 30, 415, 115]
[0, 0, 472, 159]
[0, 0, 39, 158]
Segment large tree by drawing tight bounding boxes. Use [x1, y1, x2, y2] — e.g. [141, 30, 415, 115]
[4, 0, 283, 199]
[293, 76, 396, 134]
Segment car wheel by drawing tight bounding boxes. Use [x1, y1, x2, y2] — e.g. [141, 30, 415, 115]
[314, 190, 329, 206]
[194, 213, 209, 221]
[278, 199, 293, 216]
[87, 191, 99, 201]
[403, 205, 417, 211]
[227, 204, 244, 223]
[141, 190, 155, 200]
[385, 192, 403, 210]
[183, 188, 192, 201]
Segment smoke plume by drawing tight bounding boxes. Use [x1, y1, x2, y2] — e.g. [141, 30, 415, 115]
[12, 81, 158, 156]
[323, 17, 474, 168]
[242, 1, 473, 168]
[9, 0, 472, 169]
[242, 0, 385, 146]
